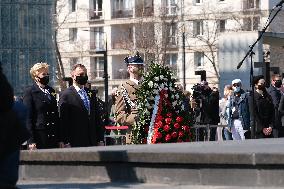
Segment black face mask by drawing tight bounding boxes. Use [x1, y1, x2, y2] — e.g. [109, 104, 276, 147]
[257, 85, 266, 91]
[37, 76, 49, 85]
[75, 75, 88, 85]
[274, 80, 282, 88]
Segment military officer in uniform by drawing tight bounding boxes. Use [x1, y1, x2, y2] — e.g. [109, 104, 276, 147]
[115, 52, 144, 143]
[23, 62, 59, 149]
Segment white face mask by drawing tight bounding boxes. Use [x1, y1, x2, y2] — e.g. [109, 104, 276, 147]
[233, 86, 241, 93]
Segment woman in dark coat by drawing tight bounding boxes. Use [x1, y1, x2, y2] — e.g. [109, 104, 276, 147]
[23, 62, 59, 149]
[249, 75, 274, 139]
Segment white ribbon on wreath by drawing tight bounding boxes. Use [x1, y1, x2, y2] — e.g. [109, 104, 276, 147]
[147, 93, 161, 144]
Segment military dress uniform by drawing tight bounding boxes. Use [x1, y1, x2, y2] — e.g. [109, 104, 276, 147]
[23, 83, 59, 149]
[115, 79, 139, 129]
[114, 52, 144, 144]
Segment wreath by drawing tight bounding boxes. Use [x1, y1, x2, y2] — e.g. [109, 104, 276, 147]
[132, 62, 194, 144]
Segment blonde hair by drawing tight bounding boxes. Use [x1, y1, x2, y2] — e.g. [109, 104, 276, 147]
[30, 62, 49, 80]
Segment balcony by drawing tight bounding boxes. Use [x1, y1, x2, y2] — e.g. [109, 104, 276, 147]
[89, 9, 104, 20]
[112, 10, 133, 18]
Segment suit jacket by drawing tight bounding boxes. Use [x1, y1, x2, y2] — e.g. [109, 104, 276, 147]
[267, 85, 282, 129]
[58, 86, 102, 147]
[115, 80, 138, 128]
[23, 83, 59, 148]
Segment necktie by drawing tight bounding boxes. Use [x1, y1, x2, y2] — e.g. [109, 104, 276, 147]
[79, 89, 90, 112]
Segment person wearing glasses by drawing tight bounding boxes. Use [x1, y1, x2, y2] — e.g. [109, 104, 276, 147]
[23, 62, 59, 150]
[225, 79, 250, 140]
[267, 74, 282, 138]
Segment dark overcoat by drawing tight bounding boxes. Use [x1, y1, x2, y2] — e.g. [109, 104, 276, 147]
[23, 83, 59, 149]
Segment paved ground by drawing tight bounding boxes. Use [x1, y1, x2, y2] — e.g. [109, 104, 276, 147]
[17, 181, 284, 189]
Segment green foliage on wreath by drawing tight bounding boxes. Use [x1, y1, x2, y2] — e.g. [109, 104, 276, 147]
[132, 62, 194, 144]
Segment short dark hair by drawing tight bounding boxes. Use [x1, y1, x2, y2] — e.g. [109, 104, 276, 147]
[271, 74, 281, 81]
[71, 64, 86, 72]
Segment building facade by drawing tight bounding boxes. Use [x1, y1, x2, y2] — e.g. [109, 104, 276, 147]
[56, 0, 284, 98]
[0, 0, 56, 95]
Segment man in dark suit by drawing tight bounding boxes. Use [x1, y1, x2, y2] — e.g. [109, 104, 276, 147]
[58, 64, 103, 147]
[267, 74, 283, 137]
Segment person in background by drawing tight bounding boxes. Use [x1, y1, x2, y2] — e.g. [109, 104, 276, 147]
[0, 65, 29, 188]
[267, 74, 282, 138]
[219, 85, 233, 141]
[58, 64, 103, 147]
[23, 62, 59, 150]
[226, 79, 250, 140]
[249, 75, 274, 139]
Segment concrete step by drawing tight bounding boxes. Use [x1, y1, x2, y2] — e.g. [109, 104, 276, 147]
[19, 138, 284, 187]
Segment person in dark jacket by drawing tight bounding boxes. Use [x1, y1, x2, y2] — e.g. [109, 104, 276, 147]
[58, 64, 103, 147]
[267, 74, 283, 137]
[23, 62, 59, 150]
[0, 65, 30, 188]
[249, 75, 274, 139]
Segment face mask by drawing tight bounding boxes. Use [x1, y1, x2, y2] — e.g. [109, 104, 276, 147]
[257, 85, 266, 91]
[274, 80, 282, 88]
[75, 75, 88, 85]
[37, 76, 49, 85]
[233, 86, 240, 93]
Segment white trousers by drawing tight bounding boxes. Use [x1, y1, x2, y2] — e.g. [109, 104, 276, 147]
[231, 119, 245, 140]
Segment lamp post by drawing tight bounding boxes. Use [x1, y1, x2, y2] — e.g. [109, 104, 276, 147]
[96, 35, 108, 126]
[83, 29, 108, 126]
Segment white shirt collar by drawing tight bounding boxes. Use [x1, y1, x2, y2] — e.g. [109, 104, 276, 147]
[130, 78, 139, 85]
[73, 84, 84, 92]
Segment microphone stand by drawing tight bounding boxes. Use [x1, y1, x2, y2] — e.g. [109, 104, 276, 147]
[236, 1, 284, 139]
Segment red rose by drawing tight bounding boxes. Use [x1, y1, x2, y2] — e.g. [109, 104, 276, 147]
[182, 125, 190, 132]
[163, 125, 170, 132]
[171, 131, 178, 138]
[165, 134, 171, 142]
[156, 115, 163, 121]
[156, 132, 163, 139]
[176, 116, 183, 123]
[165, 118, 172, 124]
[155, 121, 163, 128]
[174, 123, 180, 129]
[178, 131, 184, 138]
[166, 112, 173, 117]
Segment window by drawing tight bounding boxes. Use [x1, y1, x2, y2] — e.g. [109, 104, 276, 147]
[162, 0, 177, 15]
[166, 23, 177, 45]
[243, 17, 260, 31]
[91, 27, 105, 50]
[93, 57, 104, 78]
[193, 20, 203, 36]
[165, 54, 178, 75]
[243, 0, 259, 9]
[114, 0, 133, 10]
[194, 0, 203, 5]
[69, 0, 76, 12]
[69, 28, 77, 42]
[91, 0, 103, 19]
[194, 52, 204, 67]
[218, 20, 226, 32]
